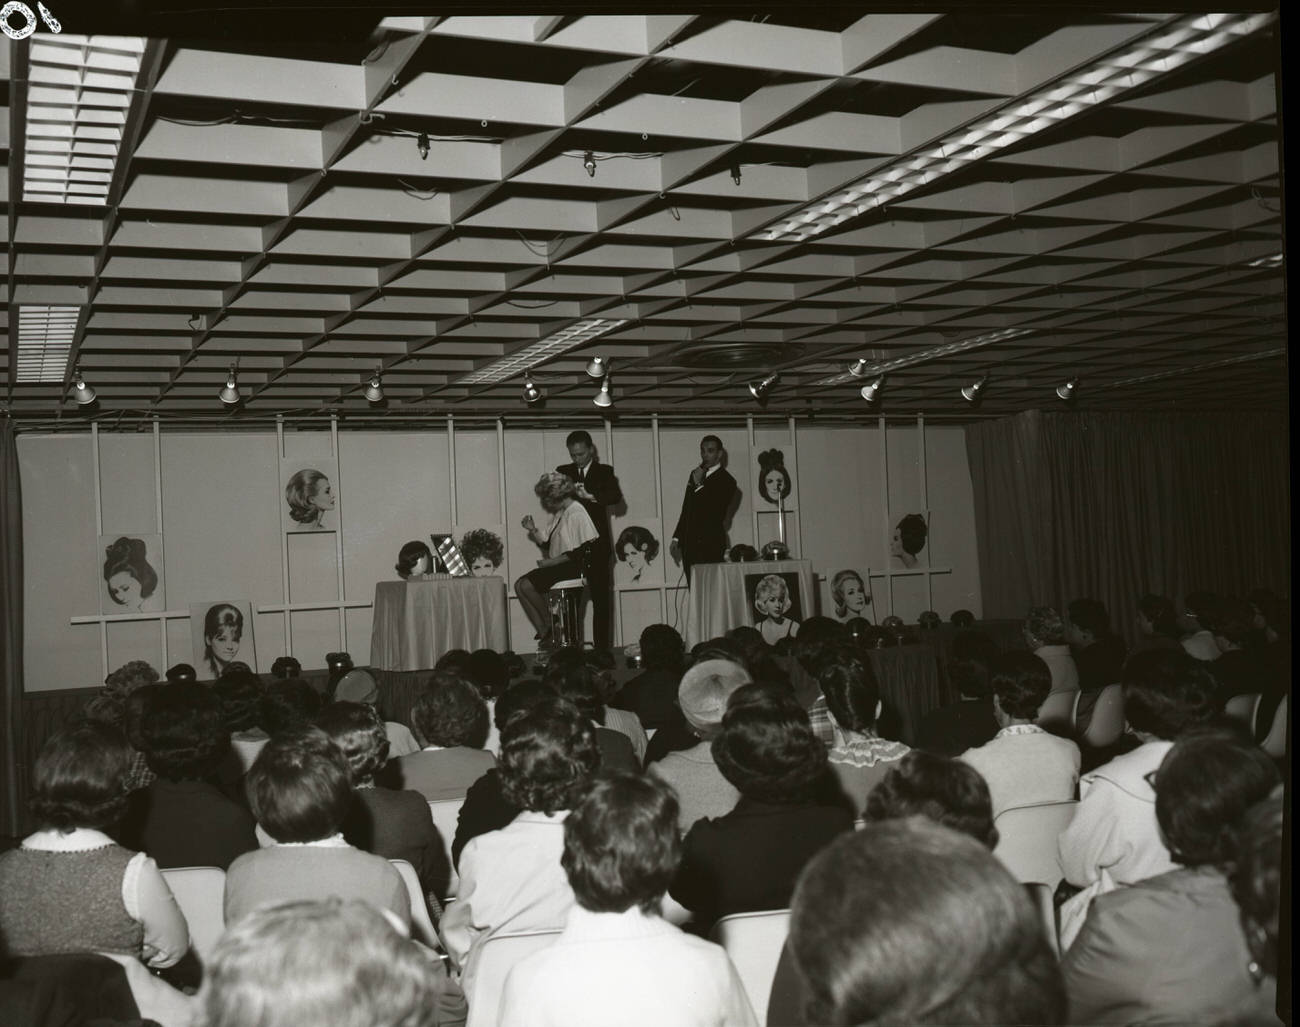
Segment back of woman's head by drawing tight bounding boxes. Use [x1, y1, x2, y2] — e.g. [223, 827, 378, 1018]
[1231, 787, 1283, 979]
[137, 682, 231, 782]
[315, 701, 390, 784]
[246, 728, 353, 843]
[1154, 726, 1279, 869]
[990, 651, 1052, 720]
[31, 721, 133, 832]
[811, 642, 881, 733]
[790, 819, 1065, 1026]
[213, 670, 266, 733]
[712, 683, 828, 804]
[498, 697, 600, 814]
[543, 653, 604, 724]
[864, 751, 998, 849]
[411, 671, 489, 749]
[1122, 649, 1217, 739]
[948, 631, 999, 699]
[260, 678, 325, 738]
[641, 624, 686, 671]
[1138, 593, 1179, 638]
[199, 898, 445, 1027]
[494, 679, 558, 732]
[465, 649, 509, 701]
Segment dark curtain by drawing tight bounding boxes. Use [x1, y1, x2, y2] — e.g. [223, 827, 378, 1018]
[1, 417, 23, 836]
[966, 410, 1290, 646]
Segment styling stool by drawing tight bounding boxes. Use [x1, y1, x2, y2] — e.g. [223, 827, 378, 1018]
[546, 578, 587, 650]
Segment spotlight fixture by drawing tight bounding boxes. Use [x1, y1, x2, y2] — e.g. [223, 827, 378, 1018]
[522, 372, 544, 404]
[1055, 378, 1078, 401]
[961, 375, 988, 403]
[593, 375, 613, 408]
[585, 355, 608, 379]
[730, 161, 741, 186]
[748, 372, 779, 402]
[860, 376, 884, 404]
[847, 358, 870, 377]
[364, 369, 384, 403]
[219, 364, 241, 406]
[71, 370, 96, 405]
[583, 151, 596, 177]
[417, 132, 429, 160]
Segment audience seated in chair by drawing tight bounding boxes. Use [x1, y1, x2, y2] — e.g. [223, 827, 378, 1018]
[916, 629, 1000, 757]
[83, 660, 163, 794]
[787, 818, 1065, 1026]
[0, 723, 190, 972]
[439, 696, 600, 998]
[196, 898, 463, 1027]
[811, 642, 910, 810]
[464, 648, 511, 756]
[223, 728, 409, 932]
[213, 669, 269, 786]
[1067, 598, 1128, 732]
[119, 681, 257, 871]
[959, 651, 1080, 819]
[260, 676, 325, 738]
[1179, 590, 1224, 662]
[394, 671, 496, 802]
[316, 701, 448, 908]
[331, 666, 420, 758]
[648, 659, 750, 832]
[611, 624, 687, 731]
[1023, 606, 1079, 696]
[1204, 596, 1286, 738]
[499, 773, 758, 1027]
[1131, 593, 1184, 657]
[1062, 727, 1280, 1024]
[1228, 786, 1285, 1025]
[669, 684, 853, 933]
[542, 652, 641, 771]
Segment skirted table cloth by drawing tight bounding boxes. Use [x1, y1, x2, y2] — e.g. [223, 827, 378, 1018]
[370, 576, 509, 672]
[683, 559, 817, 647]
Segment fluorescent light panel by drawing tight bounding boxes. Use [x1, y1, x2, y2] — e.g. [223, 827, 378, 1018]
[15, 306, 81, 382]
[756, 11, 1276, 243]
[457, 318, 628, 385]
[1105, 347, 1285, 389]
[23, 36, 145, 204]
[1246, 253, 1283, 268]
[813, 327, 1034, 386]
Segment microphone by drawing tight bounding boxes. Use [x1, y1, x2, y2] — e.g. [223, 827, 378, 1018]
[691, 461, 706, 487]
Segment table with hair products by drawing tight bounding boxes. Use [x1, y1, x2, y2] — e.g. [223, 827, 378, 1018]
[682, 559, 818, 648]
[370, 575, 509, 672]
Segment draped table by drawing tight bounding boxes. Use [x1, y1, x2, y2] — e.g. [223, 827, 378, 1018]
[683, 559, 817, 647]
[370, 576, 509, 672]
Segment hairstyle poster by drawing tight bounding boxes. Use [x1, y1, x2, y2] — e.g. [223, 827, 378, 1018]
[829, 567, 873, 623]
[282, 460, 338, 533]
[757, 448, 793, 506]
[613, 519, 664, 586]
[890, 510, 930, 570]
[458, 527, 506, 578]
[99, 533, 166, 615]
[190, 600, 256, 679]
[744, 571, 803, 646]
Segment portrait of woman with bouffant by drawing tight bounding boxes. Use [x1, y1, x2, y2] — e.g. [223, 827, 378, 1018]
[100, 534, 163, 614]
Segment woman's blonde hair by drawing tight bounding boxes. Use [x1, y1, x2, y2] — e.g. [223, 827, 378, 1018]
[754, 574, 792, 614]
[534, 471, 577, 512]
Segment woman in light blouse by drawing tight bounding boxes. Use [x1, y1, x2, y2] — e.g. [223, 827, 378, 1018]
[516, 471, 599, 649]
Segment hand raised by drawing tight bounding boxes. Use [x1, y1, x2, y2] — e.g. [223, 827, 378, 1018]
[521, 515, 536, 532]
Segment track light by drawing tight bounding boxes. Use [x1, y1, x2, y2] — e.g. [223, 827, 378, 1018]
[593, 375, 613, 408]
[961, 375, 988, 403]
[364, 369, 384, 403]
[522, 373, 544, 405]
[847, 358, 870, 377]
[748, 372, 779, 402]
[860, 376, 884, 403]
[583, 151, 596, 177]
[585, 355, 608, 378]
[730, 161, 741, 186]
[1056, 378, 1078, 401]
[219, 364, 241, 406]
[417, 132, 429, 160]
[71, 370, 96, 405]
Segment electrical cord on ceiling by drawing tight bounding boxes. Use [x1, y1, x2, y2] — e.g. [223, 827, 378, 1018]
[1251, 187, 1280, 214]
[396, 179, 439, 199]
[505, 299, 560, 308]
[561, 150, 663, 161]
[362, 38, 393, 64]
[514, 230, 565, 257]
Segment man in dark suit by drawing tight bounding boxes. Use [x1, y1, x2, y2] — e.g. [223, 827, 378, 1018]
[670, 435, 739, 582]
[556, 429, 622, 651]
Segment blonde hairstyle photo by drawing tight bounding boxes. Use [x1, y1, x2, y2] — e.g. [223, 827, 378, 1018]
[754, 573, 792, 615]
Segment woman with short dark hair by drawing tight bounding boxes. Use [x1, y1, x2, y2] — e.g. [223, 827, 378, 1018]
[1063, 728, 1280, 1024]
[394, 671, 496, 802]
[0, 723, 190, 970]
[439, 697, 600, 1000]
[223, 728, 409, 931]
[669, 684, 853, 932]
[499, 774, 758, 1026]
[864, 750, 999, 849]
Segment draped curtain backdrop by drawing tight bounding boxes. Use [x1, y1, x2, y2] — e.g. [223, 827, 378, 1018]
[966, 410, 1290, 644]
[1, 417, 24, 836]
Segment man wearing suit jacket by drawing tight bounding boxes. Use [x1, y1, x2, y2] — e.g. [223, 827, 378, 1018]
[671, 435, 739, 581]
[557, 430, 622, 651]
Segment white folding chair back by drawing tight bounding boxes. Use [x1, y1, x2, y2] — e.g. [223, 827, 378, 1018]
[993, 800, 1079, 890]
[1081, 683, 1125, 748]
[1224, 693, 1262, 738]
[1261, 695, 1287, 758]
[160, 866, 225, 963]
[427, 798, 464, 898]
[1023, 882, 1061, 959]
[708, 909, 790, 1025]
[466, 928, 563, 1027]
[389, 858, 438, 949]
[1036, 690, 1079, 734]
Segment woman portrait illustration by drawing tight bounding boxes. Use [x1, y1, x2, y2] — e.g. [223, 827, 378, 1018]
[615, 525, 660, 583]
[757, 448, 793, 505]
[747, 571, 802, 646]
[284, 467, 336, 532]
[100, 535, 162, 615]
[460, 528, 505, 577]
[831, 569, 872, 623]
[190, 600, 254, 680]
[891, 513, 928, 569]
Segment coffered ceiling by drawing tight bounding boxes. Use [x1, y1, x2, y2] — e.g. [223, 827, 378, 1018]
[1, 7, 1286, 426]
